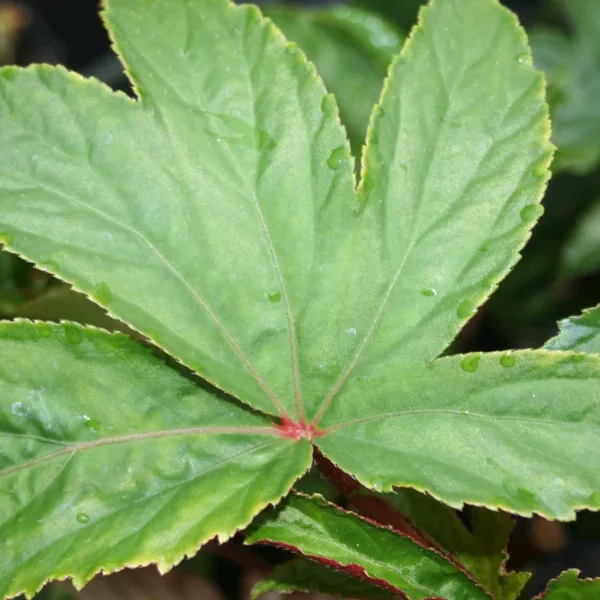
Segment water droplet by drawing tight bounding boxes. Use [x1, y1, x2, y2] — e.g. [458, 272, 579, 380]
[321, 93, 335, 114]
[76, 512, 90, 524]
[570, 354, 585, 364]
[461, 354, 481, 373]
[457, 299, 477, 319]
[105, 133, 114, 145]
[268, 292, 282, 303]
[84, 419, 101, 432]
[520, 204, 544, 223]
[65, 325, 83, 345]
[516, 52, 529, 64]
[346, 327, 357, 336]
[327, 146, 346, 170]
[31, 154, 38, 162]
[500, 352, 516, 368]
[421, 288, 437, 297]
[94, 282, 113, 305]
[11, 402, 27, 417]
[285, 44, 299, 56]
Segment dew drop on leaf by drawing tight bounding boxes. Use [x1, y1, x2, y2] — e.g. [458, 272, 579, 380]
[268, 292, 282, 303]
[500, 352, 516, 368]
[460, 354, 481, 373]
[421, 288, 437, 297]
[515, 52, 528, 64]
[84, 419, 101, 432]
[520, 204, 544, 223]
[94, 282, 113, 305]
[327, 146, 346, 170]
[76, 513, 90, 524]
[530, 163, 546, 178]
[456, 299, 476, 319]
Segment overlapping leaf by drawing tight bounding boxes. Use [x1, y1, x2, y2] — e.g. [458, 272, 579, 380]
[247, 494, 490, 600]
[265, 5, 403, 156]
[545, 305, 600, 354]
[536, 570, 600, 599]
[561, 200, 600, 279]
[351, 490, 528, 599]
[0, 322, 311, 599]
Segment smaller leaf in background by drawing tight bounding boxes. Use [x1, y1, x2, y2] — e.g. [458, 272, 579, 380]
[535, 570, 600, 599]
[544, 304, 600, 353]
[530, 2, 600, 174]
[351, 490, 528, 600]
[247, 494, 492, 600]
[265, 5, 403, 156]
[350, 0, 425, 32]
[252, 558, 394, 600]
[561, 200, 600, 279]
[12, 282, 133, 334]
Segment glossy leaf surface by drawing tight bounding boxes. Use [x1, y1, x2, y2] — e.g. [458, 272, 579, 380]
[545, 305, 600, 354]
[265, 5, 403, 156]
[537, 570, 600, 599]
[247, 494, 490, 600]
[353, 490, 528, 599]
[0, 321, 311, 598]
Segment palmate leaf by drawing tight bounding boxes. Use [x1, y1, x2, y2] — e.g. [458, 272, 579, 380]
[535, 570, 600, 599]
[0, 0, 599, 596]
[545, 305, 600, 354]
[247, 494, 491, 600]
[0, 321, 311, 599]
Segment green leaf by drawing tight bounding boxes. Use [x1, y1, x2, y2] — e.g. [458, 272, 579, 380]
[247, 494, 491, 600]
[0, 0, 357, 422]
[545, 305, 600, 354]
[251, 558, 394, 600]
[317, 350, 600, 520]
[351, 0, 425, 32]
[561, 200, 600, 279]
[265, 5, 403, 156]
[353, 490, 528, 599]
[0, 321, 311, 599]
[536, 570, 600, 599]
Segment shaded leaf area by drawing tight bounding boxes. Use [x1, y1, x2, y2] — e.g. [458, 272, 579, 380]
[536, 570, 600, 599]
[0, 249, 49, 314]
[317, 351, 600, 520]
[252, 557, 395, 600]
[350, 0, 425, 32]
[351, 490, 528, 600]
[530, 0, 600, 174]
[246, 494, 490, 600]
[43, 566, 224, 600]
[265, 5, 403, 156]
[544, 304, 600, 354]
[561, 199, 600, 280]
[0, 321, 311, 599]
[12, 282, 131, 333]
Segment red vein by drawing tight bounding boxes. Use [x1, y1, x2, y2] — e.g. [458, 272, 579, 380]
[0, 426, 278, 478]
